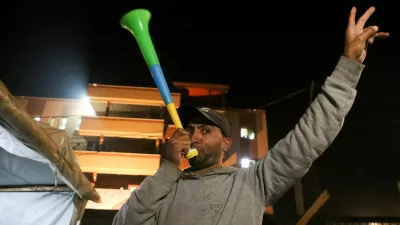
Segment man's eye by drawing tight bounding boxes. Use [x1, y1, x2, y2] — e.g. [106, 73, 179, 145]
[201, 129, 210, 134]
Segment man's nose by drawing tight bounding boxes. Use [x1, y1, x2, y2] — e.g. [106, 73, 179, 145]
[191, 128, 202, 143]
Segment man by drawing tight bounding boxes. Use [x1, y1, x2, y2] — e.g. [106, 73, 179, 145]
[113, 6, 389, 225]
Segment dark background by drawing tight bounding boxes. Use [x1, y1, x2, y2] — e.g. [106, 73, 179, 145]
[0, 0, 398, 224]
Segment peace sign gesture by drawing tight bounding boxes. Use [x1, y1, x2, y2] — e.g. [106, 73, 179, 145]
[344, 7, 389, 64]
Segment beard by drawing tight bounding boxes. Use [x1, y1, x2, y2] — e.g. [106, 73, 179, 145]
[188, 149, 222, 171]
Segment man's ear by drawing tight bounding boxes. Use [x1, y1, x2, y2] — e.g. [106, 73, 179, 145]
[222, 137, 232, 152]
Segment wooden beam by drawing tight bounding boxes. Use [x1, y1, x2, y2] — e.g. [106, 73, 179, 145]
[296, 190, 330, 225]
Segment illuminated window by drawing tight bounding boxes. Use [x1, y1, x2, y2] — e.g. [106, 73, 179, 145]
[249, 132, 255, 140]
[240, 128, 255, 140]
[58, 118, 68, 130]
[33, 117, 40, 122]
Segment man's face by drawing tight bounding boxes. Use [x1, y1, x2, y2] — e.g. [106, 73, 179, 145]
[185, 116, 231, 170]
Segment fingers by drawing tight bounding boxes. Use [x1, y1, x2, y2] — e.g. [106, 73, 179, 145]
[363, 29, 389, 44]
[359, 26, 379, 42]
[356, 6, 375, 29]
[348, 7, 356, 29]
[171, 128, 190, 139]
[374, 32, 390, 39]
[170, 129, 191, 144]
[368, 36, 374, 44]
[169, 139, 190, 152]
[169, 128, 191, 155]
[180, 146, 190, 156]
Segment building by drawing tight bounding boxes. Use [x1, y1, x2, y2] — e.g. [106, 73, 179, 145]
[15, 81, 273, 223]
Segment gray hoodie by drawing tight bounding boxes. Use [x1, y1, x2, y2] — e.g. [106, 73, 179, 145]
[112, 56, 364, 225]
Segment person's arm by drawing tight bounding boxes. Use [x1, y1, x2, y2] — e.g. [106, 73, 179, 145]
[237, 56, 364, 207]
[112, 160, 182, 225]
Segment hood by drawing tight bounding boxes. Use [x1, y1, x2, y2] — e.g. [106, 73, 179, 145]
[182, 166, 239, 179]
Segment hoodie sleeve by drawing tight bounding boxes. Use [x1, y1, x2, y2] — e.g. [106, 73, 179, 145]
[237, 56, 365, 207]
[112, 160, 182, 225]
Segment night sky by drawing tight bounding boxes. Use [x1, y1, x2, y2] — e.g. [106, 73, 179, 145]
[0, 0, 399, 221]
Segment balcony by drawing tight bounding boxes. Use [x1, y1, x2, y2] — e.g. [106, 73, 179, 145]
[79, 116, 165, 139]
[90, 102, 166, 120]
[87, 84, 181, 107]
[74, 151, 160, 176]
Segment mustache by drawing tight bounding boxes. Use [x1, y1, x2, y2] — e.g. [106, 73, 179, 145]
[191, 144, 202, 150]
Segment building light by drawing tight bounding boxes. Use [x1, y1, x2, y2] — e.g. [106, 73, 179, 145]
[248, 133, 255, 140]
[241, 128, 255, 140]
[82, 96, 90, 103]
[81, 96, 96, 116]
[33, 117, 40, 121]
[241, 158, 255, 168]
[240, 128, 248, 138]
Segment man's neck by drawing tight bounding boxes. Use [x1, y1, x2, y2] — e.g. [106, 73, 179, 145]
[189, 163, 222, 175]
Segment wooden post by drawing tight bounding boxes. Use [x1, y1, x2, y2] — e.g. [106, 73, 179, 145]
[294, 180, 305, 215]
[296, 190, 330, 225]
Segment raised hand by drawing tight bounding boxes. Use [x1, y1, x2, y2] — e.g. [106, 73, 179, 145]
[344, 6, 389, 63]
[165, 128, 191, 167]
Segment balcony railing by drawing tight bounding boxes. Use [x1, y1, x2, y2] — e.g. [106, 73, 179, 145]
[87, 84, 181, 107]
[79, 116, 165, 139]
